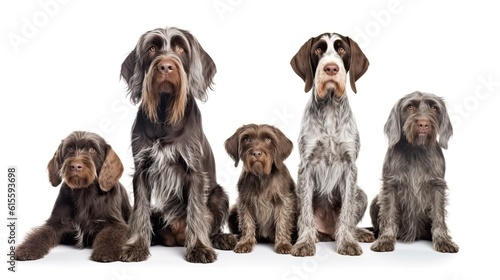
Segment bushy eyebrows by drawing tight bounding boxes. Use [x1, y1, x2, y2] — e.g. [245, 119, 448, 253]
[142, 33, 165, 50]
[170, 35, 189, 50]
[401, 99, 420, 109]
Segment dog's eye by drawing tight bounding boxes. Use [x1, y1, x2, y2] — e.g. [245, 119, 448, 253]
[431, 105, 438, 112]
[89, 147, 96, 153]
[337, 47, 346, 55]
[407, 105, 415, 111]
[314, 48, 323, 55]
[264, 138, 271, 144]
[149, 46, 157, 53]
[243, 136, 251, 143]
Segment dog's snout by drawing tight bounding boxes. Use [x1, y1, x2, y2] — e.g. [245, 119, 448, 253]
[324, 63, 339, 76]
[157, 61, 175, 74]
[417, 118, 430, 128]
[252, 150, 262, 158]
[416, 118, 431, 133]
[70, 162, 83, 172]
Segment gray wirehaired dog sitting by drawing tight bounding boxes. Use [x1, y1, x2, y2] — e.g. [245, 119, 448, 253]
[370, 91, 459, 253]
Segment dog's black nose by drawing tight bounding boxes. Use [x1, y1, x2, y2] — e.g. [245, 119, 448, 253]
[157, 61, 175, 74]
[70, 162, 83, 172]
[252, 150, 262, 158]
[324, 63, 339, 76]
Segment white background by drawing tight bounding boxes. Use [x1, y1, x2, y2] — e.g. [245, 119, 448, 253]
[1, 0, 499, 279]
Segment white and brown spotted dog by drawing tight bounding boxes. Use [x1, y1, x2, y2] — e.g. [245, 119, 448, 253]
[290, 32, 375, 257]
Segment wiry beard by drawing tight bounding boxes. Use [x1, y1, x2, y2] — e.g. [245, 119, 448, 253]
[141, 56, 188, 125]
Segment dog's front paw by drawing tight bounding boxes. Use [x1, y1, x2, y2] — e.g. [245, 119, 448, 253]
[434, 238, 459, 253]
[15, 245, 48, 261]
[337, 241, 363, 256]
[371, 237, 395, 252]
[291, 241, 316, 257]
[275, 242, 293, 254]
[211, 233, 237, 250]
[186, 243, 217, 263]
[120, 243, 150, 262]
[234, 240, 255, 253]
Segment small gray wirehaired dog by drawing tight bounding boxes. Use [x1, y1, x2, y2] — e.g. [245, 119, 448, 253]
[370, 91, 459, 253]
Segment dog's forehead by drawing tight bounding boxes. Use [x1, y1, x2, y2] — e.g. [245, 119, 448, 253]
[401, 92, 443, 108]
[64, 131, 104, 149]
[141, 27, 187, 50]
[319, 33, 344, 48]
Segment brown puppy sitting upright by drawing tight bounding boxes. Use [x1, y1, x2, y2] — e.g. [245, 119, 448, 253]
[15, 131, 131, 262]
[225, 124, 297, 254]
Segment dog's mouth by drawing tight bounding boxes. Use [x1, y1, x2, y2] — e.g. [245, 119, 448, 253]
[317, 80, 346, 99]
[250, 161, 266, 176]
[408, 131, 434, 147]
[65, 174, 94, 189]
[246, 157, 272, 176]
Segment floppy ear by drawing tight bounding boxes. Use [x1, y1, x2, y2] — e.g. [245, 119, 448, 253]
[183, 30, 217, 102]
[271, 127, 293, 170]
[384, 100, 403, 148]
[121, 50, 143, 104]
[291, 37, 316, 93]
[344, 36, 369, 93]
[224, 129, 241, 168]
[98, 146, 124, 192]
[121, 51, 136, 84]
[47, 142, 63, 187]
[437, 99, 453, 149]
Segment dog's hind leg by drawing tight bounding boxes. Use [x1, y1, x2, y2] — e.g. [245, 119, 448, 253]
[353, 188, 375, 243]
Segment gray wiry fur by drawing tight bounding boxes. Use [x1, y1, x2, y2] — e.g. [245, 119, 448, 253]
[290, 33, 374, 257]
[370, 91, 459, 253]
[120, 27, 235, 263]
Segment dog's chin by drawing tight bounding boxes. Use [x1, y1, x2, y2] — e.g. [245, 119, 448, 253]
[155, 81, 178, 95]
[249, 162, 271, 176]
[64, 175, 94, 189]
[316, 82, 346, 99]
[408, 133, 434, 147]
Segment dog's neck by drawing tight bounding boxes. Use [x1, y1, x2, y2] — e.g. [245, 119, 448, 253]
[305, 88, 354, 124]
[394, 136, 442, 156]
[134, 95, 202, 144]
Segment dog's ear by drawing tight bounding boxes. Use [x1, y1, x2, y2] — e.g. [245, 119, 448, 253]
[182, 30, 217, 102]
[344, 36, 369, 93]
[271, 126, 293, 170]
[47, 142, 64, 187]
[98, 146, 124, 192]
[384, 99, 403, 148]
[224, 129, 241, 168]
[121, 50, 143, 104]
[437, 99, 453, 149]
[291, 37, 316, 93]
[121, 51, 136, 84]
